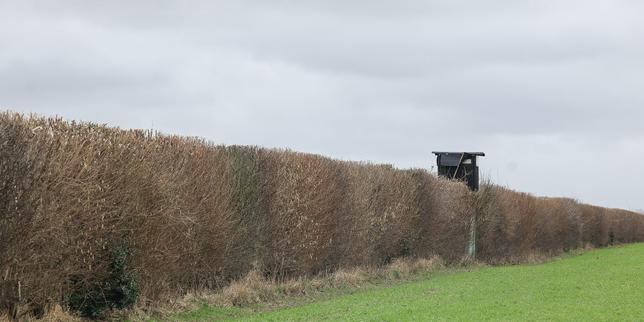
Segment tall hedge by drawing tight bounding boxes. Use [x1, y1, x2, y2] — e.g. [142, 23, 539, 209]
[1, 112, 643, 317]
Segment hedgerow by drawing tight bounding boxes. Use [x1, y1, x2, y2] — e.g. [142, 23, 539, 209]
[1, 112, 643, 319]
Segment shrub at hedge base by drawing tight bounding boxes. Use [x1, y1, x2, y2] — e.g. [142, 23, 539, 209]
[66, 245, 139, 318]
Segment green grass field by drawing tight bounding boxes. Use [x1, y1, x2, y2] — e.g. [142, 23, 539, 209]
[174, 244, 644, 321]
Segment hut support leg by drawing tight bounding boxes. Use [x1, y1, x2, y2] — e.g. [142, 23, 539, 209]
[468, 215, 476, 258]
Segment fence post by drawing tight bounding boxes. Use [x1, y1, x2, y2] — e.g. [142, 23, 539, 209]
[468, 214, 476, 258]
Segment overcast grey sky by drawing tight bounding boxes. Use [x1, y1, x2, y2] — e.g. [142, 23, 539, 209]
[1, 1, 643, 210]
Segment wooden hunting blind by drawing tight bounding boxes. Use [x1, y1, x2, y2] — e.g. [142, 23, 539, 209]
[432, 152, 485, 191]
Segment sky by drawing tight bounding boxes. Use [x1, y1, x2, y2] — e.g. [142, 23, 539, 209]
[1, 1, 643, 211]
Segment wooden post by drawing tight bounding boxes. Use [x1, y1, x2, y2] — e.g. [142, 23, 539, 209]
[468, 214, 476, 258]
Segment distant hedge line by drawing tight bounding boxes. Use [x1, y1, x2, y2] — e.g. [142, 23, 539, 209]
[2, 112, 643, 317]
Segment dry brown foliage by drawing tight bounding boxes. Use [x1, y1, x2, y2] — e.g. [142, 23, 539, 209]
[2, 112, 644, 319]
